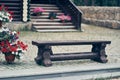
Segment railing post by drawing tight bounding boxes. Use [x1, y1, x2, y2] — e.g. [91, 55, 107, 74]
[76, 12, 81, 31]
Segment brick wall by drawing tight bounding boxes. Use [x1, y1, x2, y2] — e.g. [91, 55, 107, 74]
[78, 6, 120, 29]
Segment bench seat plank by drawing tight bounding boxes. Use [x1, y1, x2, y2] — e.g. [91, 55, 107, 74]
[32, 40, 111, 46]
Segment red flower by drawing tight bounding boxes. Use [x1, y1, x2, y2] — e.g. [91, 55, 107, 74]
[17, 41, 28, 50]
[9, 16, 12, 19]
[9, 11, 14, 15]
[0, 6, 2, 11]
[17, 32, 20, 35]
[0, 4, 5, 11]
[6, 40, 10, 47]
[10, 45, 18, 52]
[1, 41, 5, 47]
[1, 47, 8, 53]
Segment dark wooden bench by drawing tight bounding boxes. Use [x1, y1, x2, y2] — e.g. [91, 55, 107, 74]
[32, 40, 111, 67]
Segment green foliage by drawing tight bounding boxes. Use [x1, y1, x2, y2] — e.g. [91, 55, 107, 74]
[48, 12, 57, 19]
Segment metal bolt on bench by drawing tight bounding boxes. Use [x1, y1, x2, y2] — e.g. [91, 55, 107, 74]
[32, 40, 111, 67]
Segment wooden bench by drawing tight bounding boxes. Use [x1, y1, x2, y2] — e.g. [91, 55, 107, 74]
[32, 40, 111, 67]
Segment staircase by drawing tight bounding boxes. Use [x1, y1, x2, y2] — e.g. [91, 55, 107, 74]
[0, 0, 23, 21]
[30, 4, 77, 32]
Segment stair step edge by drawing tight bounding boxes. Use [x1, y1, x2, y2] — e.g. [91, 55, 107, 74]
[33, 26, 75, 28]
[36, 29, 78, 32]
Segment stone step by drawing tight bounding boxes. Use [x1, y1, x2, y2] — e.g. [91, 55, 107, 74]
[31, 15, 61, 19]
[30, 9, 62, 13]
[0, 3, 21, 7]
[31, 19, 61, 22]
[31, 0, 56, 4]
[12, 18, 22, 21]
[0, 0, 20, 1]
[30, 7, 59, 10]
[7, 7, 21, 11]
[13, 15, 22, 18]
[33, 26, 75, 29]
[11, 11, 21, 15]
[30, 4, 57, 7]
[31, 12, 63, 16]
[36, 29, 77, 32]
[0, 1, 20, 3]
[33, 22, 73, 26]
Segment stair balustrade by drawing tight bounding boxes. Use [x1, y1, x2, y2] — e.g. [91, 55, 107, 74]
[56, 0, 82, 31]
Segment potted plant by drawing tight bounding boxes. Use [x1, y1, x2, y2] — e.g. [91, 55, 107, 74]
[33, 7, 45, 16]
[0, 4, 13, 28]
[48, 12, 57, 20]
[57, 14, 71, 23]
[0, 4, 28, 64]
[0, 28, 28, 64]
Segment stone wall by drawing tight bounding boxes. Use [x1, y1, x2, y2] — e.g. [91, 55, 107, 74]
[78, 6, 120, 29]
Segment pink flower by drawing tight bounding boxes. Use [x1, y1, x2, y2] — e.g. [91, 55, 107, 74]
[33, 7, 45, 13]
[57, 14, 71, 21]
[0, 6, 2, 10]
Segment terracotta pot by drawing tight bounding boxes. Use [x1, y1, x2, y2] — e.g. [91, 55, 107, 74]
[5, 54, 15, 64]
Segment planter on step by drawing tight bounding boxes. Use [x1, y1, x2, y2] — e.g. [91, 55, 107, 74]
[48, 12, 57, 20]
[33, 7, 45, 16]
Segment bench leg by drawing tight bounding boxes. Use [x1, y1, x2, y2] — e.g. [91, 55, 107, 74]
[92, 43, 108, 63]
[35, 46, 43, 65]
[35, 45, 53, 66]
[42, 51, 52, 67]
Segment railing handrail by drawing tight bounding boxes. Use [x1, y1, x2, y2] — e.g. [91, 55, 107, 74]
[69, 0, 83, 15]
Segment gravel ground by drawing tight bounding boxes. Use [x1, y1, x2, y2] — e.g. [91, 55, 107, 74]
[0, 24, 120, 79]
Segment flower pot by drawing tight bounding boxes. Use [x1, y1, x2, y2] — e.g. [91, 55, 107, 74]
[48, 12, 57, 20]
[5, 54, 15, 64]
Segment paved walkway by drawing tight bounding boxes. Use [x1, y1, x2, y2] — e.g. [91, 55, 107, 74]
[0, 24, 120, 79]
